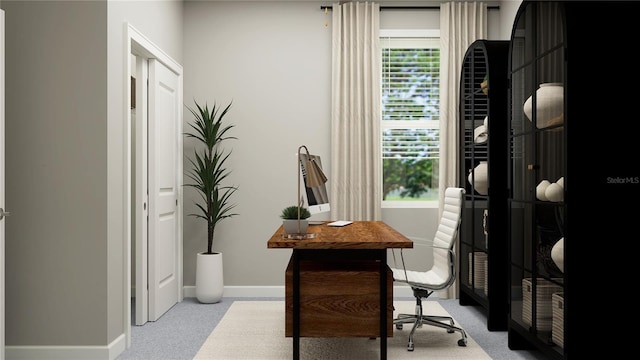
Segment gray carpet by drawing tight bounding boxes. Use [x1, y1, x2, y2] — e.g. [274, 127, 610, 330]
[116, 297, 547, 360]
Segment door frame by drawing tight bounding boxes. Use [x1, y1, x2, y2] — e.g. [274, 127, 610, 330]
[1, 10, 5, 360]
[133, 54, 149, 326]
[124, 23, 183, 347]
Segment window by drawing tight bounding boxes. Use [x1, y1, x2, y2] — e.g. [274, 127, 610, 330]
[381, 30, 440, 207]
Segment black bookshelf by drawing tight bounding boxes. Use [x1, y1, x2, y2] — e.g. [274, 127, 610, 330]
[458, 39, 509, 331]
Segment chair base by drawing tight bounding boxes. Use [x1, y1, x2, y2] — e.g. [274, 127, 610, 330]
[393, 288, 468, 351]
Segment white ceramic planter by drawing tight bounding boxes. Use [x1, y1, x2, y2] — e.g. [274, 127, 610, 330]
[283, 219, 309, 234]
[196, 252, 224, 303]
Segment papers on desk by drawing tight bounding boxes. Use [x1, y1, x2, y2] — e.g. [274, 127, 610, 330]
[327, 220, 353, 227]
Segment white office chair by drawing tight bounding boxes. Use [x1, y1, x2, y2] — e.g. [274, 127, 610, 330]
[390, 187, 467, 351]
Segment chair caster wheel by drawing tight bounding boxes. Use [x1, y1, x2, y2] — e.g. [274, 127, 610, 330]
[458, 339, 467, 347]
[447, 329, 454, 333]
[396, 324, 403, 330]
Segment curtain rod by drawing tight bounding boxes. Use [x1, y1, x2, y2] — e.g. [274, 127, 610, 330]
[320, 5, 500, 11]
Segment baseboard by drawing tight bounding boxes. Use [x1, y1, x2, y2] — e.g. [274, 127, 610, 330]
[182, 285, 416, 298]
[5, 334, 126, 360]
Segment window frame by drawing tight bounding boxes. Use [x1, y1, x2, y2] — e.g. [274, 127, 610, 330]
[380, 29, 441, 209]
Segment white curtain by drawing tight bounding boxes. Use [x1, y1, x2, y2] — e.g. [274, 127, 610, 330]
[330, 1, 381, 221]
[439, 1, 487, 299]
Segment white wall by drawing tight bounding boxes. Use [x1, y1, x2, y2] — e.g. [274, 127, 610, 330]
[2, 0, 183, 355]
[183, 0, 331, 288]
[499, 0, 522, 39]
[3, 0, 108, 347]
[181, 1, 508, 290]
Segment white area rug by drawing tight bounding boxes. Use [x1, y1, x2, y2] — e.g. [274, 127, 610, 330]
[193, 301, 490, 359]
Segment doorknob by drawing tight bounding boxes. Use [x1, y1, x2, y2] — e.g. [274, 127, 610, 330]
[0, 207, 11, 220]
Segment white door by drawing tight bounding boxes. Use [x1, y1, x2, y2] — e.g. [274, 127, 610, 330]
[1, 9, 6, 360]
[147, 58, 180, 321]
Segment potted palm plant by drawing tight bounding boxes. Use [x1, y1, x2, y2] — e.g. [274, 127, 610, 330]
[185, 100, 238, 303]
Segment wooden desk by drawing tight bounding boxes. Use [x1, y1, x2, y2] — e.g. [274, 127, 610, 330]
[267, 221, 413, 360]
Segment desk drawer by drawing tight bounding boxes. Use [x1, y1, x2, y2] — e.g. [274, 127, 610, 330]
[285, 258, 393, 337]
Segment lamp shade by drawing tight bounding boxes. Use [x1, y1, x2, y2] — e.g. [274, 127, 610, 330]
[305, 158, 328, 187]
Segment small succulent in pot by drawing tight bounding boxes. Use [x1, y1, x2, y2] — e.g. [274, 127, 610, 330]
[280, 205, 311, 235]
[280, 205, 311, 220]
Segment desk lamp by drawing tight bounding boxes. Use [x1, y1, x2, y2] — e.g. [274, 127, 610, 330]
[291, 145, 327, 239]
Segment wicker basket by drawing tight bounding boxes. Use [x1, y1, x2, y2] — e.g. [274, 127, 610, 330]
[483, 258, 489, 296]
[468, 252, 487, 290]
[522, 278, 563, 331]
[551, 292, 564, 348]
